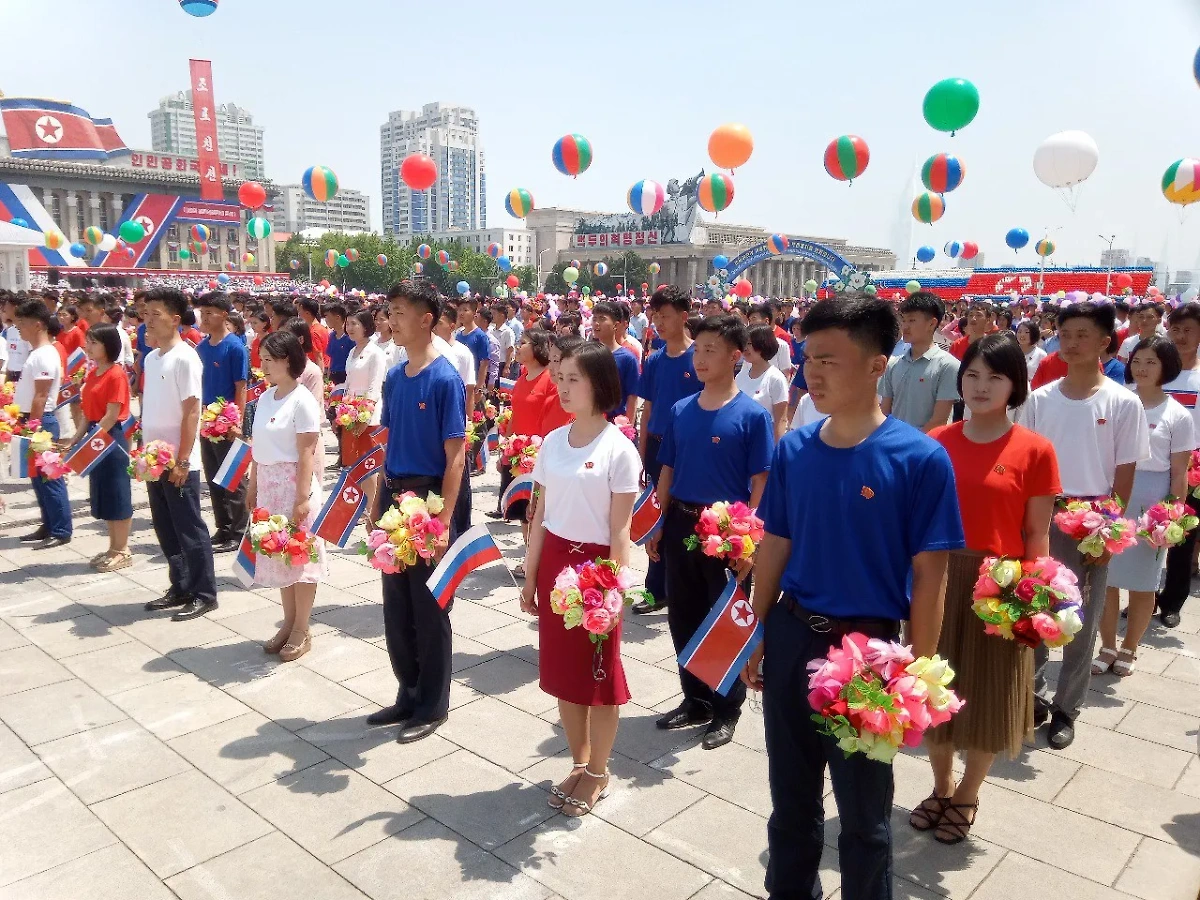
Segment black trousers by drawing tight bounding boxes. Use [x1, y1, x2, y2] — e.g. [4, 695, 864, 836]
[643, 434, 666, 604]
[453, 459, 472, 537]
[146, 471, 217, 604]
[200, 438, 248, 538]
[1157, 500, 1197, 617]
[378, 476, 457, 722]
[763, 604, 896, 900]
[662, 503, 746, 719]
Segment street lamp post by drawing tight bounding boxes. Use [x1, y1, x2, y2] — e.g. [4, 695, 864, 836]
[1099, 234, 1117, 296]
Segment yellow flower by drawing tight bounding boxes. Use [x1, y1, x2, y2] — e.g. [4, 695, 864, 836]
[388, 526, 412, 546]
[3, 403, 19, 417]
[990, 559, 1022, 588]
[29, 430, 53, 451]
[397, 494, 425, 517]
[426, 492, 445, 515]
[377, 507, 403, 532]
[905, 654, 956, 689]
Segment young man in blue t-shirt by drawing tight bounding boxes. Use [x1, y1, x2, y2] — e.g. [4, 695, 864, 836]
[370, 280, 467, 745]
[591, 301, 640, 419]
[195, 293, 249, 553]
[632, 285, 701, 614]
[649, 315, 774, 750]
[744, 297, 964, 900]
[324, 303, 354, 385]
[454, 297, 491, 396]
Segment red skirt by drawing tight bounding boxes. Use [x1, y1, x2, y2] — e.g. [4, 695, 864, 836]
[536, 530, 631, 707]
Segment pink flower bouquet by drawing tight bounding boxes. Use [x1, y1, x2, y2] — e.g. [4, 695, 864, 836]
[0, 404, 21, 444]
[358, 491, 446, 573]
[550, 558, 653, 680]
[29, 429, 68, 480]
[127, 440, 176, 481]
[683, 501, 766, 563]
[334, 396, 375, 431]
[499, 433, 541, 477]
[1053, 497, 1138, 559]
[971, 556, 1083, 649]
[613, 415, 637, 442]
[1136, 499, 1200, 550]
[1188, 450, 1200, 500]
[248, 507, 318, 566]
[199, 397, 241, 442]
[808, 633, 964, 762]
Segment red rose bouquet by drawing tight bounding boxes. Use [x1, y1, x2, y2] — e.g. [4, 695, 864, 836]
[683, 501, 765, 562]
[249, 507, 319, 566]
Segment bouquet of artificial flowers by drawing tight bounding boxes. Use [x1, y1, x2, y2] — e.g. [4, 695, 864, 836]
[683, 501, 766, 563]
[499, 434, 541, 477]
[613, 415, 637, 442]
[550, 558, 653, 680]
[29, 429, 68, 480]
[971, 556, 1084, 649]
[359, 491, 446, 573]
[199, 398, 241, 442]
[0, 404, 22, 444]
[248, 507, 319, 566]
[128, 440, 176, 481]
[334, 396, 375, 431]
[1053, 498, 1138, 559]
[1136, 499, 1200, 550]
[1188, 450, 1200, 500]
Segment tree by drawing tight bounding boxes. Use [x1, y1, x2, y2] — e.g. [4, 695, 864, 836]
[512, 265, 538, 293]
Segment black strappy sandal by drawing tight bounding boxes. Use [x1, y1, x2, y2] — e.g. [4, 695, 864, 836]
[908, 793, 951, 831]
[934, 801, 978, 844]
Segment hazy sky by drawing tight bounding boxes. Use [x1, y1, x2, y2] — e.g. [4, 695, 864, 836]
[4, 0, 1200, 272]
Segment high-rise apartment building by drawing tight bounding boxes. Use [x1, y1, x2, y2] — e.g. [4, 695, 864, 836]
[149, 91, 265, 179]
[380, 103, 485, 239]
[268, 185, 371, 235]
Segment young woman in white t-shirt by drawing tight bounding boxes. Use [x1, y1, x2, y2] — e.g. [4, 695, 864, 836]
[1097, 337, 1196, 677]
[342, 310, 387, 526]
[1015, 321, 1046, 384]
[736, 325, 790, 441]
[247, 330, 328, 663]
[520, 341, 641, 818]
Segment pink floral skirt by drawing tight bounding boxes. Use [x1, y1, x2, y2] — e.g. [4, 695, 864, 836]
[253, 461, 328, 588]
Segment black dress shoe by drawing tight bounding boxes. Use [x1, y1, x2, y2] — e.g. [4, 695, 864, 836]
[325, 461, 343, 472]
[632, 597, 663, 615]
[1160, 611, 1182, 628]
[655, 701, 712, 731]
[1046, 711, 1075, 749]
[19, 527, 48, 544]
[396, 716, 446, 744]
[701, 717, 738, 750]
[211, 530, 230, 546]
[212, 540, 239, 554]
[33, 536, 70, 550]
[366, 705, 413, 727]
[485, 510, 504, 520]
[145, 589, 188, 611]
[172, 598, 218, 621]
[1033, 702, 1050, 728]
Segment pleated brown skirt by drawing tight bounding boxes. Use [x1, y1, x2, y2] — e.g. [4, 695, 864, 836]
[926, 549, 1034, 758]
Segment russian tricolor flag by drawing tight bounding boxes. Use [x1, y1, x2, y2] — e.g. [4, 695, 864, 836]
[213, 438, 252, 490]
[65, 349, 86, 380]
[485, 427, 500, 454]
[677, 573, 763, 696]
[329, 385, 346, 405]
[232, 533, 256, 588]
[427, 524, 504, 609]
[473, 438, 488, 471]
[9, 436, 30, 479]
[501, 474, 534, 515]
[120, 415, 139, 441]
[630, 482, 663, 546]
[63, 425, 121, 477]
[497, 377, 517, 395]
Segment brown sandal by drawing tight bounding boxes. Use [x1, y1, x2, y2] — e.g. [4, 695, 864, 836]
[279, 631, 311, 662]
[934, 801, 978, 844]
[263, 627, 291, 655]
[909, 793, 951, 831]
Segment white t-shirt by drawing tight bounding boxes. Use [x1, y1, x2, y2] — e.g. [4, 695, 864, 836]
[1163, 367, 1200, 434]
[376, 338, 402, 370]
[1024, 346, 1047, 381]
[790, 393, 828, 430]
[344, 342, 387, 426]
[769, 337, 793, 375]
[16, 343, 61, 415]
[735, 364, 789, 414]
[117, 327, 134, 367]
[532, 423, 642, 546]
[1138, 396, 1196, 472]
[1117, 333, 1153, 363]
[440, 338, 477, 389]
[252, 385, 322, 467]
[490, 324, 514, 360]
[1017, 378, 1150, 496]
[4, 325, 30, 373]
[142, 341, 203, 469]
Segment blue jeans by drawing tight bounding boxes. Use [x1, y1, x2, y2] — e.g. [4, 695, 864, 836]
[31, 416, 72, 539]
[146, 470, 216, 603]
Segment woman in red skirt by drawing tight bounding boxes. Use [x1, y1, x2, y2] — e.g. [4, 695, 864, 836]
[521, 340, 642, 817]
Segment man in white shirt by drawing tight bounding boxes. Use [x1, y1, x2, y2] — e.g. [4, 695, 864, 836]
[489, 303, 516, 375]
[139, 288, 218, 622]
[435, 302, 478, 530]
[628, 298, 650, 342]
[1018, 300, 1149, 749]
[1116, 302, 1164, 363]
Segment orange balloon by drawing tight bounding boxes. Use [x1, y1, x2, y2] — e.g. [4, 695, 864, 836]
[708, 123, 754, 170]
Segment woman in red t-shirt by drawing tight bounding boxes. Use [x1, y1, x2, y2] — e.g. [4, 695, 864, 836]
[912, 333, 1061, 844]
[81, 324, 134, 571]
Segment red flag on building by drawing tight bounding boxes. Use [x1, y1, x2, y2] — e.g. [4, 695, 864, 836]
[188, 60, 224, 202]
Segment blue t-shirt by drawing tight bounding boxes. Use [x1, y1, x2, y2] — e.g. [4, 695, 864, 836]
[326, 331, 355, 375]
[380, 355, 467, 478]
[759, 416, 964, 620]
[195, 333, 249, 405]
[1102, 356, 1126, 384]
[659, 392, 774, 505]
[791, 344, 808, 392]
[790, 337, 804, 366]
[456, 327, 490, 371]
[637, 345, 700, 436]
[650, 335, 666, 352]
[611, 346, 641, 417]
[136, 323, 150, 367]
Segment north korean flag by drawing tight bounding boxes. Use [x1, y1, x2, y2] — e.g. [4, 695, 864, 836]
[57, 380, 81, 407]
[677, 573, 763, 697]
[246, 378, 268, 402]
[0, 98, 128, 161]
[312, 468, 369, 548]
[630, 482, 663, 546]
[1166, 389, 1198, 410]
[63, 425, 122, 477]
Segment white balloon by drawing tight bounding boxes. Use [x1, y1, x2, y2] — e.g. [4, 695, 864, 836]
[1033, 131, 1099, 189]
[98, 233, 118, 252]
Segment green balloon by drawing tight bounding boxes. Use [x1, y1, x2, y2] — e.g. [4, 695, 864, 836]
[923, 78, 980, 134]
[803, 278, 818, 293]
[336, 254, 350, 268]
[178, 248, 191, 260]
[864, 284, 877, 296]
[906, 280, 922, 294]
[119, 220, 146, 244]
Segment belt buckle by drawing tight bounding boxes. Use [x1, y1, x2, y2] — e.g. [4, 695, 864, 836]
[807, 614, 831, 634]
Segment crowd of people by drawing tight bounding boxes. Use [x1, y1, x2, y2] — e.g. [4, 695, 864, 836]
[2, 276, 1196, 900]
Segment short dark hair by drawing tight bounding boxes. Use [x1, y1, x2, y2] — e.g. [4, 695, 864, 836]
[15, 299, 53, 329]
[270, 300, 297, 321]
[1015, 320, 1040, 346]
[145, 287, 188, 319]
[522, 326, 552, 366]
[490, 303, 508, 318]
[454, 295, 480, 312]
[557, 312, 581, 335]
[476, 307, 493, 326]
[351, 309, 375, 337]
[284, 317, 314, 354]
[196, 291, 231, 312]
[85, 322, 122, 364]
[1170, 301, 1200, 328]
[958, 332, 1029, 408]
[1126, 335, 1182, 386]
[181, 307, 196, 328]
[76, 294, 96, 309]
[691, 314, 748, 351]
[685, 314, 705, 338]
[1141, 301, 1164, 320]
[898, 291, 945, 321]
[1057, 301, 1116, 336]
[559, 340, 622, 414]
[325, 302, 347, 321]
[801, 297, 899, 357]
[103, 306, 124, 325]
[553, 334, 584, 357]
[591, 301, 622, 322]
[389, 280, 440, 321]
[298, 297, 321, 318]
[261, 330, 306, 378]
[746, 324, 780, 359]
[439, 302, 458, 325]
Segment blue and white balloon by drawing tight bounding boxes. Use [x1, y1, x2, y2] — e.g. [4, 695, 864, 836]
[944, 241, 962, 258]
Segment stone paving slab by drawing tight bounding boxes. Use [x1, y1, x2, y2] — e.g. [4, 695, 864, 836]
[1, 440, 1198, 900]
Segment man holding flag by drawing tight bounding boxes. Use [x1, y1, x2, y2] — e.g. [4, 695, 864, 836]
[367, 280, 466, 744]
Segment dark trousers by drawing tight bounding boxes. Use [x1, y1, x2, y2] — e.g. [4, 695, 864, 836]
[146, 470, 217, 604]
[662, 504, 746, 719]
[328, 372, 346, 466]
[763, 605, 896, 900]
[200, 438, 248, 538]
[30, 416, 72, 539]
[1157, 502, 1197, 616]
[378, 477, 457, 722]
[643, 433, 666, 604]
[453, 460, 472, 537]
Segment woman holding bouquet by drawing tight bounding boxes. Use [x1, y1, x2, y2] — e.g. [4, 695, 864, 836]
[248, 330, 328, 662]
[915, 333, 1061, 843]
[343, 309, 387, 525]
[1096, 337, 1195, 677]
[81, 323, 133, 571]
[520, 341, 641, 817]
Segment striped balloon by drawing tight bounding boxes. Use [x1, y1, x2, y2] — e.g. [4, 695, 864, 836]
[242, 252, 255, 264]
[345, 248, 360, 262]
[302, 165, 339, 202]
[1162, 158, 1200, 206]
[83, 226, 104, 246]
[447, 260, 459, 272]
[944, 241, 962, 258]
[1035, 239, 1056, 257]
[627, 180, 666, 216]
[324, 249, 338, 267]
[505, 187, 534, 218]
[413, 262, 423, 275]
[377, 254, 388, 266]
[698, 173, 735, 213]
[487, 242, 501, 258]
[417, 243, 431, 259]
[246, 216, 272, 239]
[44, 230, 66, 251]
[648, 262, 660, 275]
[290, 258, 301, 269]
[594, 262, 608, 276]
[921, 153, 966, 194]
[436, 250, 451, 267]
[552, 134, 593, 177]
[190, 224, 210, 242]
[767, 234, 789, 255]
[823, 135, 870, 182]
[192, 241, 208, 256]
[911, 192, 945, 224]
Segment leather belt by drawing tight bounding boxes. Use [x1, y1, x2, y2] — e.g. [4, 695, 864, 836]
[781, 594, 901, 640]
[669, 499, 705, 517]
[385, 474, 441, 493]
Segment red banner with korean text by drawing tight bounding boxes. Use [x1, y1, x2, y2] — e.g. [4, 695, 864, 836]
[188, 60, 224, 202]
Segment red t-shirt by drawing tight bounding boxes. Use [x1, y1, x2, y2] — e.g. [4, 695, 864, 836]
[1030, 352, 1068, 390]
[81, 363, 131, 423]
[773, 325, 790, 343]
[309, 321, 330, 364]
[931, 422, 1061, 557]
[510, 367, 566, 438]
[57, 323, 84, 356]
[250, 333, 264, 370]
[182, 327, 204, 347]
